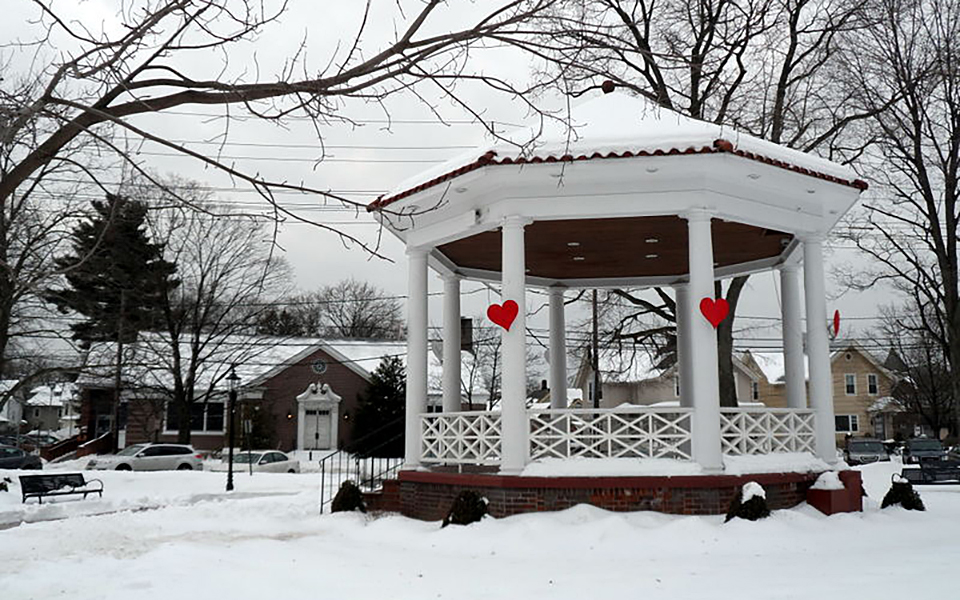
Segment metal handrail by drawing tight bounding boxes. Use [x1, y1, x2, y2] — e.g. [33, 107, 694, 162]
[318, 416, 404, 513]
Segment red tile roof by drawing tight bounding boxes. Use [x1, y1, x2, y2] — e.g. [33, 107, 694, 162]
[367, 138, 868, 212]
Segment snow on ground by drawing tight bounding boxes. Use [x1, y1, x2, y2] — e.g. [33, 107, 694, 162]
[2, 458, 959, 599]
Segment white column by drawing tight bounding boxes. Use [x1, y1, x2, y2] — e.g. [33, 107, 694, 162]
[803, 235, 838, 464]
[674, 283, 693, 408]
[548, 286, 567, 409]
[684, 211, 723, 472]
[500, 216, 530, 474]
[441, 274, 462, 413]
[403, 247, 430, 469]
[780, 264, 806, 409]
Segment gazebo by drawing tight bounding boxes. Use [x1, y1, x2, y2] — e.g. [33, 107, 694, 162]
[367, 86, 867, 517]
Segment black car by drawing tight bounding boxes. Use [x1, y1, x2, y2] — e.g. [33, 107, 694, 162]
[0, 444, 42, 469]
[902, 438, 946, 464]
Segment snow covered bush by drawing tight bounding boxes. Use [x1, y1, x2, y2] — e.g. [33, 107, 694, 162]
[881, 476, 925, 511]
[441, 490, 488, 528]
[724, 481, 770, 522]
[331, 480, 367, 513]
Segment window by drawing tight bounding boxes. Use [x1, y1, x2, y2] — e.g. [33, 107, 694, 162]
[674, 376, 680, 398]
[844, 374, 857, 395]
[835, 414, 859, 433]
[751, 381, 760, 401]
[867, 374, 879, 396]
[165, 402, 225, 433]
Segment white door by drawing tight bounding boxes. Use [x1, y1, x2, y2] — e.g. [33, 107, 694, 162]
[304, 409, 332, 449]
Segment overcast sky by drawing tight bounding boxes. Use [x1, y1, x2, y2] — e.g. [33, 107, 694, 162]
[3, 0, 900, 359]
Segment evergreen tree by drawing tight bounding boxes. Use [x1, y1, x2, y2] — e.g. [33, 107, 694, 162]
[351, 356, 405, 457]
[48, 194, 178, 342]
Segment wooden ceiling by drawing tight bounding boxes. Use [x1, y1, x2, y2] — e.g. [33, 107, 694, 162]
[437, 216, 791, 281]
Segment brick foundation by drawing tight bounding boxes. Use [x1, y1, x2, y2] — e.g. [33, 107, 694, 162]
[394, 470, 837, 520]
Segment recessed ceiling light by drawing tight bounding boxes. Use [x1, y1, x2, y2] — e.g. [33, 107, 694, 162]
[646, 167, 659, 173]
[645, 254, 659, 259]
[573, 256, 586, 261]
[645, 238, 659, 243]
[455, 187, 468, 193]
[567, 241, 580, 247]
[806, 189, 816, 194]
[747, 173, 761, 180]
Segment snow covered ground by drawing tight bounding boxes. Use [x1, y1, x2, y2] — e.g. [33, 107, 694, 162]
[1, 459, 958, 599]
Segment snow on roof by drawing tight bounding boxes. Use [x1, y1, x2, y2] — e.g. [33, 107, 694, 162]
[77, 335, 489, 401]
[868, 396, 903, 413]
[373, 90, 865, 209]
[26, 382, 78, 407]
[78, 335, 328, 394]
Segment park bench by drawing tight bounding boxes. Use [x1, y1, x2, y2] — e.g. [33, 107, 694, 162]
[19, 473, 104, 504]
[900, 459, 960, 485]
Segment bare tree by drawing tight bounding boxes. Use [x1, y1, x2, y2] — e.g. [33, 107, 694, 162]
[527, 0, 875, 405]
[132, 176, 292, 443]
[294, 279, 404, 340]
[879, 307, 955, 438]
[839, 0, 960, 434]
[0, 0, 558, 418]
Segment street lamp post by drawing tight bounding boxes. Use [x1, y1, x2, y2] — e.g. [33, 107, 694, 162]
[225, 366, 241, 492]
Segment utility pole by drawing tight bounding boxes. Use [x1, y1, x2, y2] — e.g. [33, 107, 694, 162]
[111, 289, 126, 453]
[592, 289, 601, 409]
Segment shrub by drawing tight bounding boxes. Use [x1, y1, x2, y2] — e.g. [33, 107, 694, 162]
[725, 481, 771, 522]
[442, 490, 488, 528]
[881, 477, 925, 511]
[331, 480, 367, 513]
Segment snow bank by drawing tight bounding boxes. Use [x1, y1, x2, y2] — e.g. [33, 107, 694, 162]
[519, 452, 833, 478]
[740, 481, 766, 502]
[722, 452, 832, 475]
[521, 457, 704, 477]
[811, 471, 845, 491]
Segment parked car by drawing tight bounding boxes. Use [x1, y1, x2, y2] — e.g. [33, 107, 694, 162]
[0, 444, 42, 469]
[86, 443, 204, 471]
[211, 451, 300, 474]
[844, 438, 889, 465]
[902, 438, 946, 464]
[24, 433, 62, 447]
[0, 435, 37, 452]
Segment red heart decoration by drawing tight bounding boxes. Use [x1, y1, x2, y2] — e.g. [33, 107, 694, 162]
[487, 300, 519, 331]
[833, 309, 841, 338]
[699, 297, 729, 328]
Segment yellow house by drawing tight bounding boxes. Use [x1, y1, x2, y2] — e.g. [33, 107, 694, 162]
[749, 343, 898, 444]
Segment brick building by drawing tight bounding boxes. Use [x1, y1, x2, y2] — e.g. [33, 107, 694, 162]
[78, 336, 484, 453]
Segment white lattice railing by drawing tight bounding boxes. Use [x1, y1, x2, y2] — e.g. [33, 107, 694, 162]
[529, 407, 694, 461]
[720, 408, 816, 455]
[420, 411, 502, 465]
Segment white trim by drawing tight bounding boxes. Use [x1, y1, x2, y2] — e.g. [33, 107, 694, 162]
[835, 414, 859, 434]
[867, 373, 879, 396]
[162, 400, 225, 435]
[844, 373, 857, 396]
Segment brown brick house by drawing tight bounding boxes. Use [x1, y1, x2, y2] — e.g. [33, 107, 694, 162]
[77, 337, 482, 453]
[78, 338, 404, 452]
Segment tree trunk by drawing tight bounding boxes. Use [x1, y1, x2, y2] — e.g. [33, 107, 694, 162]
[176, 395, 192, 445]
[717, 276, 749, 407]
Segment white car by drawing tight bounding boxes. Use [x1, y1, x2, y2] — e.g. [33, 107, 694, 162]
[212, 450, 301, 474]
[86, 443, 204, 471]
